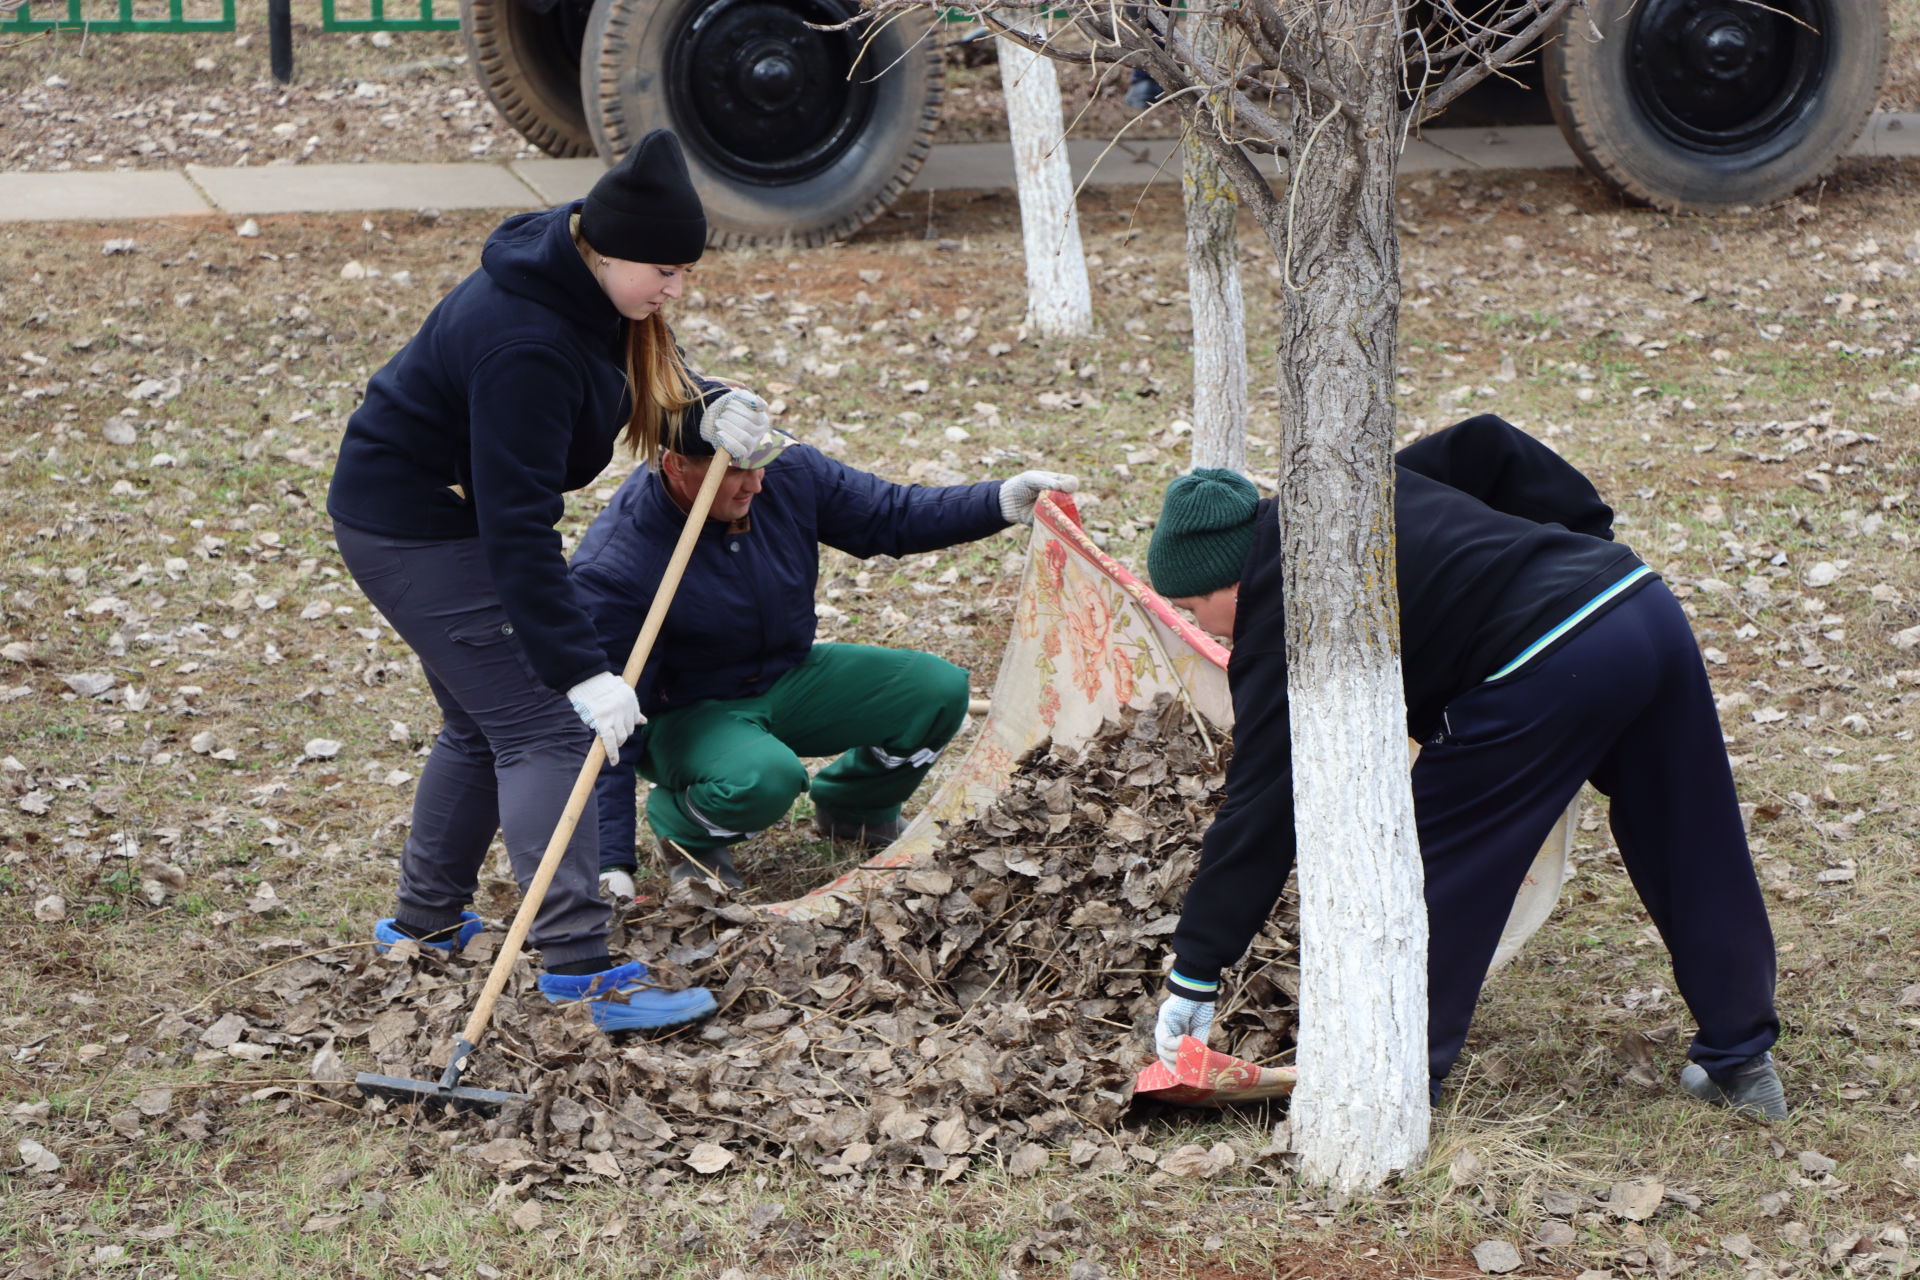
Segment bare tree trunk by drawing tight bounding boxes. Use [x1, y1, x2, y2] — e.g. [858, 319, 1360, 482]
[996, 27, 1093, 339]
[937, 0, 1577, 1196]
[1264, 2, 1428, 1192]
[1181, 13, 1248, 472]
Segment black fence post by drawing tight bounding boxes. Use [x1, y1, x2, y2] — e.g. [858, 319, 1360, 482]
[269, 0, 294, 84]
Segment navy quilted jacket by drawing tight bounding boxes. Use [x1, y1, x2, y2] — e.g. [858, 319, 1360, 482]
[571, 443, 1008, 715]
[571, 444, 1009, 863]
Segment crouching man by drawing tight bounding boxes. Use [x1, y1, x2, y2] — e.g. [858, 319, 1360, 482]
[1146, 414, 1784, 1117]
[572, 386, 1077, 891]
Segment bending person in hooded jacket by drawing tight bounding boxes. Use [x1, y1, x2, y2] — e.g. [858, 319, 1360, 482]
[325, 131, 772, 1033]
[572, 413, 1076, 895]
[1146, 415, 1784, 1118]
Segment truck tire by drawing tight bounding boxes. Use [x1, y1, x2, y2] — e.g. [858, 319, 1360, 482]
[581, 0, 942, 247]
[1544, 0, 1887, 212]
[462, 0, 596, 158]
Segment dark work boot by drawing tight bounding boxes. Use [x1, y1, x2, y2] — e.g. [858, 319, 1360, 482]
[811, 809, 905, 849]
[660, 840, 744, 890]
[1680, 1052, 1787, 1120]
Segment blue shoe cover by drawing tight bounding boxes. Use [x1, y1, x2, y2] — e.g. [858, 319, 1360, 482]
[374, 910, 484, 955]
[536, 961, 719, 1032]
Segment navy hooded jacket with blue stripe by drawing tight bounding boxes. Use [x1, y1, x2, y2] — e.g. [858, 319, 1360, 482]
[1168, 415, 1653, 997]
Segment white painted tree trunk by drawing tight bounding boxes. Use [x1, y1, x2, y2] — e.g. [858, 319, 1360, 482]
[1181, 15, 1248, 472]
[995, 29, 1093, 338]
[1266, 2, 1429, 1193]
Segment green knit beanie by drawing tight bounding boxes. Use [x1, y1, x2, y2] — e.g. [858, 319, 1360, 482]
[1147, 468, 1260, 599]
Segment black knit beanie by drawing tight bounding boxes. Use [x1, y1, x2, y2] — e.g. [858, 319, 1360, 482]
[580, 130, 707, 264]
[1147, 469, 1260, 599]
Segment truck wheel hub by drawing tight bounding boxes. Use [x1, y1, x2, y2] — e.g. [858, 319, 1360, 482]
[669, 0, 875, 182]
[740, 45, 802, 111]
[1692, 17, 1759, 80]
[1630, 0, 1829, 152]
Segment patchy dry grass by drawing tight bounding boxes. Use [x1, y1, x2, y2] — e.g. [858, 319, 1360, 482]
[3, 157, 1919, 1278]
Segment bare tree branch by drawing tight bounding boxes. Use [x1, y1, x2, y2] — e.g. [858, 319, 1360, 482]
[1415, 0, 1581, 118]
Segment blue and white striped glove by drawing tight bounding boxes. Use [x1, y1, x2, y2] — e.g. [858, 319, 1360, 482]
[1154, 993, 1216, 1071]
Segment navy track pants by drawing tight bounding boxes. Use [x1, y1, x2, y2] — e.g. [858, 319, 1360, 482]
[1412, 580, 1779, 1089]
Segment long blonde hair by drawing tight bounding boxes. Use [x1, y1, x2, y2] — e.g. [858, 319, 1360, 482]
[623, 309, 698, 464]
[574, 217, 698, 463]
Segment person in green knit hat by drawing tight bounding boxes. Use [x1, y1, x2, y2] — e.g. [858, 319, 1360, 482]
[1146, 414, 1784, 1116]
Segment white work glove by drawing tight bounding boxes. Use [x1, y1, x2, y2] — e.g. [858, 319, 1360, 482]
[999, 470, 1080, 525]
[566, 671, 643, 758]
[1154, 993, 1216, 1071]
[699, 389, 771, 461]
[599, 868, 638, 902]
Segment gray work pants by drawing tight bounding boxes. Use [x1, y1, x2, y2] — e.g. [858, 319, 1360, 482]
[334, 522, 608, 966]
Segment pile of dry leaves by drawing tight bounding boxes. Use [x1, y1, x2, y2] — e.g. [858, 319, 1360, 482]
[188, 697, 1301, 1185]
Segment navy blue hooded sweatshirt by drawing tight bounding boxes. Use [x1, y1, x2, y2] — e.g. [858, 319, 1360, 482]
[570, 444, 1009, 858]
[327, 201, 638, 693]
[1169, 415, 1652, 995]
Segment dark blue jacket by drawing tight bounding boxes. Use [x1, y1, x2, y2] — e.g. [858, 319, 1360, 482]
[571, 444, 1009, 862]
[327, 201, 634, 692]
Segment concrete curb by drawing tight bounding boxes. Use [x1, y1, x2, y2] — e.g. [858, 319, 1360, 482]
[3, 115, 1915, 224]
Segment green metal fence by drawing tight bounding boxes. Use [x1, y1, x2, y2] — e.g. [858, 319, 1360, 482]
[319, 0, 456, 32]
[0, 0, 235, 33]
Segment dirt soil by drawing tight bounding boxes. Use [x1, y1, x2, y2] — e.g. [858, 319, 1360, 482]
[1, 151, 1918, 1276]
[1, 2, 1915, 171]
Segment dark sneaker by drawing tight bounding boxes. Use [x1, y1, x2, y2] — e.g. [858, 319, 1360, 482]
[1680, 1052, 1787, 1120]
[536, 961, 717, 1033]
[373, 910, 483, 955]
[661, 840, 744, 890]
[811, 809, 905, 848]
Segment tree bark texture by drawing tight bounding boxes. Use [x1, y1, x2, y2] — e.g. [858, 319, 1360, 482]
[1260, 2, 1429, 1192]
[995, 29, 1094, 339]
[1181, 14, 1248, 472]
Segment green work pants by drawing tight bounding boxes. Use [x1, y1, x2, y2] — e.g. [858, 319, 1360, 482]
[641, 644, 969, 855]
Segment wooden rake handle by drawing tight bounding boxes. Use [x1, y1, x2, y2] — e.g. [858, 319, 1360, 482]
[454, 449, 734, 1050]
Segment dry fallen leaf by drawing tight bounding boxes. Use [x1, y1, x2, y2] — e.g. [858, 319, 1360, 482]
[1008, 1143, 1050, 1177]
[685, 1143, 733, 1175]
[1157, 1142, 1235, 1178]
[16, 1139, 61, 1174]
[1472, 1239, 1522, 1274]
[1609, 1179, 1664, 1221]
[1534, 1222, 1576, 1248]
[310, 1042, 350, 1085]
